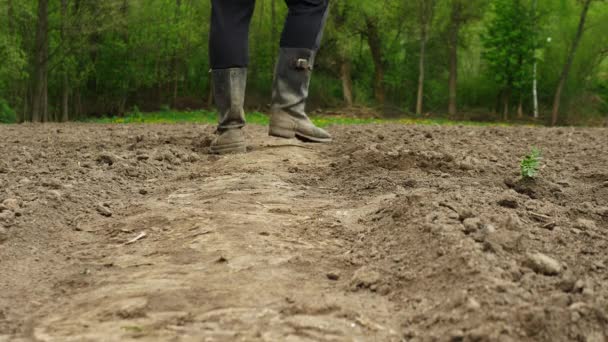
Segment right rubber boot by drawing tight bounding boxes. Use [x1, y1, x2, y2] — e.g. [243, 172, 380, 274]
[209, 68, 248, 154]
[269, 48, 332, 143]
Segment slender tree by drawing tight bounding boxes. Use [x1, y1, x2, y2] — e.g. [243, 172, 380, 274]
[551, 0, 593, 125]
[31, 0, 49, 123]
[415, 0, 437, 115]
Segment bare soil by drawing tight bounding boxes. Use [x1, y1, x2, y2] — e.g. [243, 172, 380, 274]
[1, 123, 607, 342]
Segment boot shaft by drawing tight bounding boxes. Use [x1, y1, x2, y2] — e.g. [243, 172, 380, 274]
[211, 68, 247, 131]
[271, 48, 316, 120]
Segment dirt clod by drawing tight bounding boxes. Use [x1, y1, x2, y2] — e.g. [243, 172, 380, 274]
[351, 266, 381, 290]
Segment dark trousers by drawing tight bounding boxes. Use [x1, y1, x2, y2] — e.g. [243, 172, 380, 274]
[210, 0, 329, 69]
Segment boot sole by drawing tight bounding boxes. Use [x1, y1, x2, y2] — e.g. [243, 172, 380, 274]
[209, 142, 247, 155]
[269, 126, 332, 143]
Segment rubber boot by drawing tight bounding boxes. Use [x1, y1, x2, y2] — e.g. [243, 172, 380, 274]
[269, 48, 332, 143]
[210, 68, 248, 154]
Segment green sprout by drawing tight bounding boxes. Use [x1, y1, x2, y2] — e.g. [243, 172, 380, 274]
[520, 148, 542, 179]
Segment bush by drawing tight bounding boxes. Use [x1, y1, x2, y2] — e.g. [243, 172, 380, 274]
[0, 99, 16, 123]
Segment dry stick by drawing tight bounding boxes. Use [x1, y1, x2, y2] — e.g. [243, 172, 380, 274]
[125, 232, 147, 245]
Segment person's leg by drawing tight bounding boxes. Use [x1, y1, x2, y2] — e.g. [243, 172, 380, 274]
[269, 0, 332, 143]
[209, 0, 256, 69]
[209, 0, 256, 154]
[280, 0, 329, 51]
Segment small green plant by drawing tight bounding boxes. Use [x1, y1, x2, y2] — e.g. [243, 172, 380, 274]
[520, 147, 542, 179]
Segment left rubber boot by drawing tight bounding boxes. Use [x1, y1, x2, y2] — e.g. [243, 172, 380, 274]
[268, 48, 332, 143]
[209, 68, 248, 154]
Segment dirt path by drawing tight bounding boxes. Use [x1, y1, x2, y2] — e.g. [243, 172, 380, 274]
[1, 123, 607, 341]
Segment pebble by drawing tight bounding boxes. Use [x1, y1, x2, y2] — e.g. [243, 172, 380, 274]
[96, 204, 113, 217]
[466, 297, 481, 311]
[326, 271, 341, 281]
[524, 252, 562, 276]
[575, 218, 597, 230]
[2, 198, 20, 211]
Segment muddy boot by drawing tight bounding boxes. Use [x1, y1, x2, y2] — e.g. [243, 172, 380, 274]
[210, 68, 248, 154]
[269, 48, 332, 143]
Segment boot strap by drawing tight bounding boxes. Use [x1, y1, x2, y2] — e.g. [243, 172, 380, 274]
[294, 58, 312, 71]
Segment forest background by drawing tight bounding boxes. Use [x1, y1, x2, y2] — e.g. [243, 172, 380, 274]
[0, 0, 607, 126]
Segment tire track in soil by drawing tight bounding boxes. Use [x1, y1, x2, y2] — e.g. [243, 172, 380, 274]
[25, 132, 401, 341]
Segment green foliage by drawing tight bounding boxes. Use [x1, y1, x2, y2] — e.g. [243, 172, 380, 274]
[520, 147, 542, 179]
[482, 0, 537, 94]
[0, 0, 607, 124]
[0, 98, 16, 123]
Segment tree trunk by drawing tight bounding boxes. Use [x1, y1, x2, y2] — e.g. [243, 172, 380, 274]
[551, 0, 592, 126]
[365, 18, 385, 106]
[171, 0, 181, 108]
[416, 27, 427, 115]
[502, 87, 510, 121]
[61, 0, 69, 122]
[31, 0, 50, 123]
[271, 0, 277, 67]
[532, 0, 539, 120]
[517, 95, 524, 119]
[340, 59, 353, 107]
[448, 0, 461, 118]
[7, 0, 14, 34]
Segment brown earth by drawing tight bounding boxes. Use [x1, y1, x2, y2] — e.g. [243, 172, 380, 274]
[0, 122, 607, 342]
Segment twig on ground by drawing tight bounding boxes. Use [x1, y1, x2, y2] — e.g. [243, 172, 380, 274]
[125, 232, 147, 245]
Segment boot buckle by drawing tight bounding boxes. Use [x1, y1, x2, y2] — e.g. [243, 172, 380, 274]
[294, 58, 312, 71]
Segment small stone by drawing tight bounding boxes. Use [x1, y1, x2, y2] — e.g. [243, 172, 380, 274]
[2, 198, 20, 211]
[139, 189, 148, 195]
[136, 154, 150, 161]
[462, 217, 481, 234]
[575, 218, 597, 231]
[466, 297, 481, 311]
[96, 204, 113, 217]
[326, 271, 340, 281]
[524, 252, 562, 276]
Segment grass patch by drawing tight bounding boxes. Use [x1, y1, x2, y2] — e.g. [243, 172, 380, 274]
[84, 110, 524, 127]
